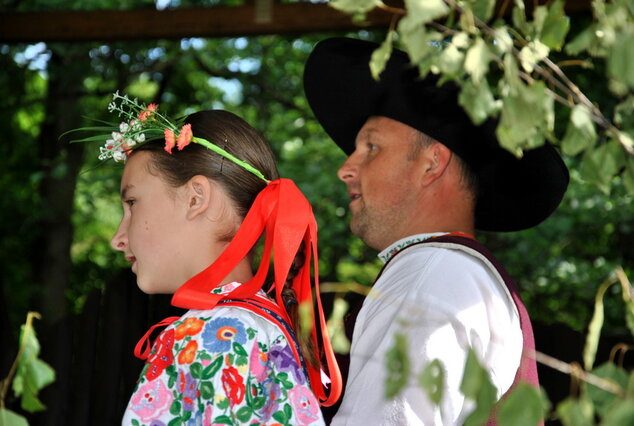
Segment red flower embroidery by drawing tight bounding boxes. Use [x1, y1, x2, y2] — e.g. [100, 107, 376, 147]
[221, 366, 245, 406]
[175, 317, 204, 340]
[178, 340, 198, 365]
[164, 128, 176, 154]
[145, 329, 175, 381]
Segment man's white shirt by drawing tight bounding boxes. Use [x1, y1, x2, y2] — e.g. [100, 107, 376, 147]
[331, 233, 522, 425]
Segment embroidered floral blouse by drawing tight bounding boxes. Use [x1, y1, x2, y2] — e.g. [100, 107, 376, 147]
[122, 282, 325, 426]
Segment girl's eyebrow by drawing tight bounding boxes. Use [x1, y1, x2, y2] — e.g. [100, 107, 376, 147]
[120, 184, 134, 200]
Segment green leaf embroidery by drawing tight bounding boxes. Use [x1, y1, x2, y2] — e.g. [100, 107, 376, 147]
[236, 406, 253, 422]
[232, 342, 248, 357]
[200, 380, 215, 400]
[203, 356, 224, 380]
[418, 359, 445, 406]
[190, 362, 203, 379]
[384, 333, 410, 399]
[170, 399, 182, 415]
[212, 414, 233, 424]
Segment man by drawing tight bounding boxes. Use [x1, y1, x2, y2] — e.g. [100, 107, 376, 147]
[303, 38, 568, 425]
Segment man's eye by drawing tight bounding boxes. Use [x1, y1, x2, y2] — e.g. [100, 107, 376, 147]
[368, 143, 377, 151]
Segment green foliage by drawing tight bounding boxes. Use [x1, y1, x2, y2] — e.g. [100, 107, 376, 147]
[384, 333, 410, 399]
[0, 313, 55, 425]
[334, 0, 634, 194]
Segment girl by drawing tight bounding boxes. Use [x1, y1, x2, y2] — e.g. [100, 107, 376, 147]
[88, 94, 340, 425]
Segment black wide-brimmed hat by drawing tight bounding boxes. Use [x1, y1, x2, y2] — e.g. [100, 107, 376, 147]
[303, 37, 569, 232]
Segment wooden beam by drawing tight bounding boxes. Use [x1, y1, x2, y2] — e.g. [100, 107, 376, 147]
[0, 1, 592, 44]
[0, 4, 393, 43]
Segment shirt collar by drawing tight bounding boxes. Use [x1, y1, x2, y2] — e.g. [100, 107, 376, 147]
[378, 233, 449, 264]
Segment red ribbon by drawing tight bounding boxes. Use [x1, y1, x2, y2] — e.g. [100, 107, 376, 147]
[167, 178, 341, 406]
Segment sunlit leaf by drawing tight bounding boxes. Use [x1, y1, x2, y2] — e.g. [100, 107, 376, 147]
[583, 279, 612, 370]
[438, 44, 465, 77]
[398, 18, 443, 72]
[585, 362, 628, 418]
[418, 359, 445, 405]
[497, 383, 544, 426]
[617, 270, 634, 338]
[511, 0, 529, 36]
[370, 31, 395, 81]
[458, 79, 501, 125]
[497, 81, 552, 155]
[0, 408, 29, 426]
[518, 40, 550, 73]
[565, 26, 595, 55]
[404, 0, 449, 26]
[579, 140, 624, 194]
[539, 0, 570, 51]
[460, 349, 497, 426]
[384, 333, 410, 399]
[561, 105, 597, 157]
[329, 0, 379, 14]
[464, 38, 492, 84]
[556, 396, 594, 426]
[492, 26, 514, 54]
[607, 30, 634, 90]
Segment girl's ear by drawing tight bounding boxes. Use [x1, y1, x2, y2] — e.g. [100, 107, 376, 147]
[185, 175, 212, 220]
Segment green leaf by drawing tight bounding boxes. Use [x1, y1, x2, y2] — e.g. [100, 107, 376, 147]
[492, 26, 513, 54]
[170, 399, 182, 415]
[329, 0, 378, 14]
[561, 105, 597, 156]
[579, 140, 624, 194]
[326, 296, 351, 354]
[202, 356, 223, 379]
[232, 342, 248, 357]
[565, 26, 595, 55]
[404, 0, 450, 26]
[464, 37, 493, 84]
[518, 40, 550, 73]
[272, 410, 288, 424]
[167, 417, 183, 426]
[0, 408, 29, 426]
[539, 0, 570, 50]
[397, 19, 443, 75]
[384, 333, 410, 399]
[458, 78, 501, 125]
[583, 279, 612, 370]
[511, 0, 529, 36]
[585, 362, 628, 418]
[418, 359, 445, 405]
[607, 30, 634, 90]
[497, 383, 545, 426]
[601, 399, 634, 426]
[190, 362, 203, 379]
[236, 406, 252, 422]
[200, 380, 214, 400]
[468, 0, 495, 22]
[212, 414, 233, 425]
[460, 349, 497, 426]
[497, 81, 552, 155]
[11, 312, 56, 413]
[437, 44, 465, 77]
[252, 396, 267, 410]
[556, 396, 594, 426]
[217, 396, 230, 410]
[370, 31, 395, 81]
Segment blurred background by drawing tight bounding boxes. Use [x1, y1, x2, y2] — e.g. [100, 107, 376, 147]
[1, 0, 632, 425]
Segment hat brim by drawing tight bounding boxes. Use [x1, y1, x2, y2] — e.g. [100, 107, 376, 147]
[304, 37, 569, 232]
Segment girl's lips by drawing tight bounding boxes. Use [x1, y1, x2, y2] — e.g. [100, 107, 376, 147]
[126, 255, 136, 264]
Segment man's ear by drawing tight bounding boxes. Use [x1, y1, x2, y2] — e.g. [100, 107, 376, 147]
[421, 142, 452, 186]
[185, 175, 212, 220]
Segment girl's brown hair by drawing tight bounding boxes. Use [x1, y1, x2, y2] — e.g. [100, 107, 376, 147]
[134, 110, 317, 368]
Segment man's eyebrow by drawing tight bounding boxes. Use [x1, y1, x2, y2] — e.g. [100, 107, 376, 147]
[120, 184, 134, 199]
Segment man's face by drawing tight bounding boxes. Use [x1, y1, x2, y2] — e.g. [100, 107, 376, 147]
[337, 116, 428, 250]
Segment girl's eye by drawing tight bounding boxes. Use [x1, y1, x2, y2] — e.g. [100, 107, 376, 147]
[125, 199, 136, 207]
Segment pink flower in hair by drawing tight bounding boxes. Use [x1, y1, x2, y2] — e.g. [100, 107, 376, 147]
[164, 128, 176, 154]
[139, 103, 158, 121]
[177, 123, 193, 151]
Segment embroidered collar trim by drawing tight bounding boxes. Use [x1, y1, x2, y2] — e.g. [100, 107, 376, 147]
[378, 233, 448, 264]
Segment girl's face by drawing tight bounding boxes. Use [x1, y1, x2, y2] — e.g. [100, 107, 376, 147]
[110, 151, 195, 294]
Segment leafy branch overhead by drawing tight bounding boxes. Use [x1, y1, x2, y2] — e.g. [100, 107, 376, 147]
[330, 0, 634, 194]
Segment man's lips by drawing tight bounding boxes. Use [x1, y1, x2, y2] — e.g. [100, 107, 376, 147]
[349, 192, 361, 203]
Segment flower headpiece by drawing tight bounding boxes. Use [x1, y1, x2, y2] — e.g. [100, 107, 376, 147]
[72, 91, 268, 182]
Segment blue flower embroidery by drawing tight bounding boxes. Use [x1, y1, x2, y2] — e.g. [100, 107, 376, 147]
[202, 317, 247, 353]
[269, 344, 305, 384]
